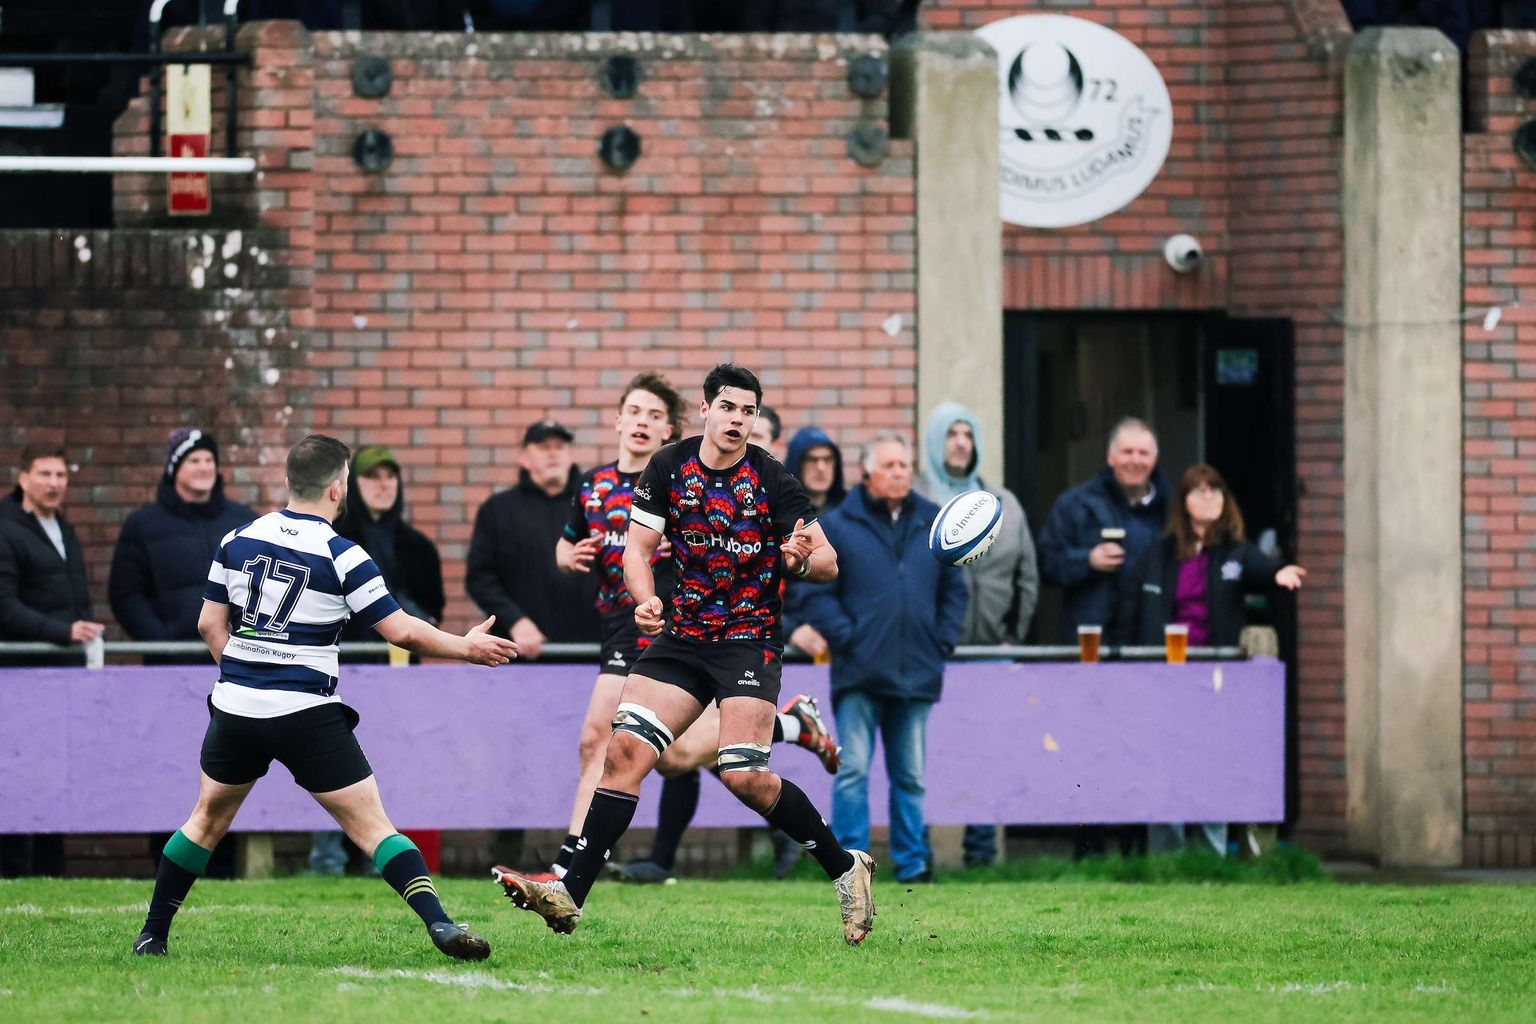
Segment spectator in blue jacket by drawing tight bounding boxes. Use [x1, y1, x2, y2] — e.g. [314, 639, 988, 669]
[802, 433, 966, 883]
[1036, 417, 1170, 643]
[109, 428, 258, 648]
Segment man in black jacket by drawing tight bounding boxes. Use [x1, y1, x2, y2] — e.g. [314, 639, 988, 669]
[339, 445, 445, 641]
[0, 443, 100, 876]
[110, 428, 259, 647]
[466, 421, 599, 657]
[0, 444, 100, 652]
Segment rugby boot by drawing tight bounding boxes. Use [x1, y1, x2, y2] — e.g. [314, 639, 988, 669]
[132, 931, 168, 957]
[781, 693, 841, 774]
[491, 864, 582, 934]
[428, 921, 491, 961]
[834, 850, 876, 946]
[608, 859, 676, 885]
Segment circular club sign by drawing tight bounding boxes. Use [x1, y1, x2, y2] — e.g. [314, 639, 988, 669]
[975, 15, 1173, 229]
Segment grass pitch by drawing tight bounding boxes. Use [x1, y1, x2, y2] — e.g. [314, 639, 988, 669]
[3, 858, 1534, 1023]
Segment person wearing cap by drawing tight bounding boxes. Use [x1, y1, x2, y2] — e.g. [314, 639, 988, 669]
[110, 428, 259, 647]
[337, 445, 445, 651]
[467, 420, 599, 658]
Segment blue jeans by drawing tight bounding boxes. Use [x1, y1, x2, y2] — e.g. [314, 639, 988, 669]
[830, 692, 932, 881]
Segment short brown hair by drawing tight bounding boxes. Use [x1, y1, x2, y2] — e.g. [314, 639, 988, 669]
[286, 434, 351, 500]
[19, 444, 66, 473]
[621, 372, 686, 442]
[1168, 464, 1245, 560]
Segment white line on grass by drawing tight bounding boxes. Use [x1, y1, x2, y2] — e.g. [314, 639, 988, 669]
[331, 967, 995, 1019]
[864, 996, 986, 1018]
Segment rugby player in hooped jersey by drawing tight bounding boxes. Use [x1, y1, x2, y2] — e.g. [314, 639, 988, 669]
[133, 435, 516, 962]
[495, 364, 877, 946]
[527, 373, 842, 884]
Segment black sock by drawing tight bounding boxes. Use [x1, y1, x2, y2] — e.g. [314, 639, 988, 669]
[763, 779, 855, 880]
[554, 833, 580, 874]
[564, 788, 638, 907]
[649, 771, 701, 871]
[141, 830, 210, 941]
[772, 717, 785, 743]
[374, 834, 450, 928]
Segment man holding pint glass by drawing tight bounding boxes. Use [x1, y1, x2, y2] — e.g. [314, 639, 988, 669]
[1116, 464, 1305, 855]
[1038, 418, 1170, 644]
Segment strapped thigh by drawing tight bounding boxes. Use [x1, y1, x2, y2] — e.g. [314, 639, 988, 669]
[612, 702, 676, 757]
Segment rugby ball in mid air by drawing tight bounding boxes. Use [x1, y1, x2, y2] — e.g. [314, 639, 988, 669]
[929, 490, 1003, 567]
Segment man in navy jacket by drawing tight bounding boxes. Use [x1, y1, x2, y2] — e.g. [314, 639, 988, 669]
[110, 428, 259, 647]
[801, 433, 966, 883]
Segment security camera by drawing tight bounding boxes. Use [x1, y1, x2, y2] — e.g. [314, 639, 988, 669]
[1163, 234, 1203, 274]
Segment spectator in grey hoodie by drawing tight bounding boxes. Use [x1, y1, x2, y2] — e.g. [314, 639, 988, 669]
[917, 402, 1040, 868]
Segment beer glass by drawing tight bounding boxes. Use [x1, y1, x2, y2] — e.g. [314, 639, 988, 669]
[1077, 624, 1102, 664]
[1164, 624, 1189, 664]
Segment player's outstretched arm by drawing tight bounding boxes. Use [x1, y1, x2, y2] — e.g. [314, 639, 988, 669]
[197, 598, 232, 666]
[374, 610, 518, 667]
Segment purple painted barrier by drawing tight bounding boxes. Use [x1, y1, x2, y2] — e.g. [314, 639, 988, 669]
[0, 660, 1284, 832]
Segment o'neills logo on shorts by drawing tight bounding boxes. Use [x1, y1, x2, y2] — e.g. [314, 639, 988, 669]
[681, 530, 762, 556]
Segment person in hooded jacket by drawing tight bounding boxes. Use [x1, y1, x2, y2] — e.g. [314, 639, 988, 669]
[916, 402, 1040, 868]
[110, 428, 259, 650]
[801, 433, 966, 883]
[338, 445, 446, 649]
[781, 425, 848, 660]
[1117, 463, 1305, 856]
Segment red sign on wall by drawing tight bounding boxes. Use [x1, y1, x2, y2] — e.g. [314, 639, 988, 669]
[166, 64, 211, 217]
[168, 133, 211, 216]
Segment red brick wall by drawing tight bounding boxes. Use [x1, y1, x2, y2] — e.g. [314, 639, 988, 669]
[2, 25, 915, 641]
[926, 0, 1352, 852]
[1461, 31, 1536, 868]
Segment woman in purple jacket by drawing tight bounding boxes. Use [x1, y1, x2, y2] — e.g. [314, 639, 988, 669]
[1117, 464, 1304, 856]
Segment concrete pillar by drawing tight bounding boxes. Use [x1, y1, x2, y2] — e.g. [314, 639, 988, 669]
[1343, 28, 1463, 867]
[892, 35, 1004, 484]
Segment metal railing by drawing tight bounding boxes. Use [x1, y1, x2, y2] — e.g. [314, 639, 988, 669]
[0, 640, 1247, 669]
[0, 0, 253, 172]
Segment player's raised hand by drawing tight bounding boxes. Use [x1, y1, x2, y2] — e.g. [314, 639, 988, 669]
[465, 615, 518, 667]
[782, 518, 813, 573]
[561, 535, 602, 574]
[635, 596, 665, 636]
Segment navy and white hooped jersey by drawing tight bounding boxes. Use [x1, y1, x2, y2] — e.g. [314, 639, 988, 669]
[202, 509, 401, 718]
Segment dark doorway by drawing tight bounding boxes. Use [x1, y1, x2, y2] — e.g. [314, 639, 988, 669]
[1003, 310, 1299, 825]
[1003, 312, 1297, 641]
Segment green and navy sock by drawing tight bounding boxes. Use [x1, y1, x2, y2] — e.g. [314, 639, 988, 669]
[141, 830, 211, 941]
[374, 834, 450, 928]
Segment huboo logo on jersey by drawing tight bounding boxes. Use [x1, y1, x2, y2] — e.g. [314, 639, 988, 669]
[975, 15, 1173, 228]
[681, 530, 762, 556]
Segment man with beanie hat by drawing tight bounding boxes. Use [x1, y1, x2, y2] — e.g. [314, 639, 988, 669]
[916, 402, 1040, 869]
[111, 428, 259, 645]
[111, 428, 259, 878]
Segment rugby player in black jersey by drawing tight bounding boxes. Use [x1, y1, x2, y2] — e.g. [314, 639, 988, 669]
[495, 364, 875, 945]
[521, 373, 841, 885]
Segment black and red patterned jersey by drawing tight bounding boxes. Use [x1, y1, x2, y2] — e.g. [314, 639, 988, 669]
[564, 462, 672, 617]
[630, 436, 816, 644]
